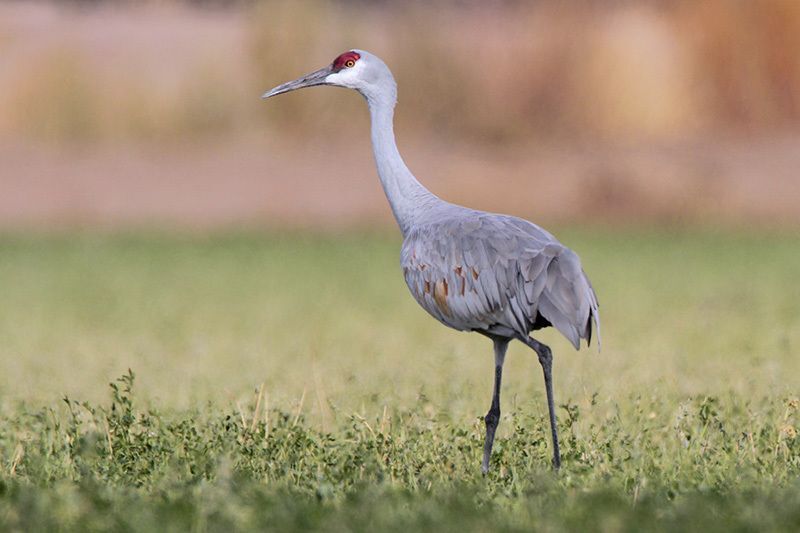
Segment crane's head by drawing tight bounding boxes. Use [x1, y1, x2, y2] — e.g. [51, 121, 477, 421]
[261, 49, 396, 105]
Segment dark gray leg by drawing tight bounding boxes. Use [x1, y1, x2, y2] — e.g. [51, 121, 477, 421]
[521, 336, 561, 469]
[482, 339, 508, 474]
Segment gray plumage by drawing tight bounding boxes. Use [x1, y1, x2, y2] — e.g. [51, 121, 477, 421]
[263, 49, 600, 473]
[401, 209, 599, 349]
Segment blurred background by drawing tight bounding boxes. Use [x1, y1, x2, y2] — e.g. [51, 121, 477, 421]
[1, 0, 799, 412]
[2, 0, 799, 230]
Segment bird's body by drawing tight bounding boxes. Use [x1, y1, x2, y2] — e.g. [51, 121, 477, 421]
[401, 207, 598, 347]
[263, 49, 600, 472]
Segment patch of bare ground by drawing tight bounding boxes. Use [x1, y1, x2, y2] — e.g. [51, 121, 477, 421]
[2, 135, 798, 230]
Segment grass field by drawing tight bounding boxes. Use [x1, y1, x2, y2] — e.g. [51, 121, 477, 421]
[1, 228, 799, 531]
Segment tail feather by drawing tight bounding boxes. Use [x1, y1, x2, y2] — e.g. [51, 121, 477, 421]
[537, 251, 600, 351]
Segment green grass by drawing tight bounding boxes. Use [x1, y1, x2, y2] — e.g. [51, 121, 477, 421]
[1, 228, 799, 531]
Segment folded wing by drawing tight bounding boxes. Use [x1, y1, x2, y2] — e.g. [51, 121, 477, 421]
[401, 212, 600, 350]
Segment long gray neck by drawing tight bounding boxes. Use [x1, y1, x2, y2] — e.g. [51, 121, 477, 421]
[365, 93, 438, 236]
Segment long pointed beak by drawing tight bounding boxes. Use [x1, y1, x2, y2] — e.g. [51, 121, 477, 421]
[261, 65, 333, 99]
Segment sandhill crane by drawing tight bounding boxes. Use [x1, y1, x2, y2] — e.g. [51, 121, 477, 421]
[263, 50, 600, 472]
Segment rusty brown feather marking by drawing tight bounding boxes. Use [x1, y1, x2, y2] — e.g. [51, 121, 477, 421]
[424, 280, 431, 294]
[454, 266, 466, 296]
[471, 267, 479, 280]
[433, 279, 451, 315]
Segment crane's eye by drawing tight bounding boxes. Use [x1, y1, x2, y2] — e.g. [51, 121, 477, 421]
[332, 51, 361, 72]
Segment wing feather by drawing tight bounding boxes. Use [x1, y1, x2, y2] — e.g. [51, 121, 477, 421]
[400, 212, 600, 348]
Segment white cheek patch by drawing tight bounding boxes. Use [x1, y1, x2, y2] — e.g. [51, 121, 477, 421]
[326, 66, 361, 88]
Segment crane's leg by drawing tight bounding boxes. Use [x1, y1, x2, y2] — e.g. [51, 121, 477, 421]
[482, 338, 508, 474]
[522, 336, 561, 469]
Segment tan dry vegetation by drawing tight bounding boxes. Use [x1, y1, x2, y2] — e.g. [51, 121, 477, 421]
[246, 0, 800, 143]
[4, 0, 800, 143]
[0, 1, 799, 228]
[0, 2, 249, 143]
